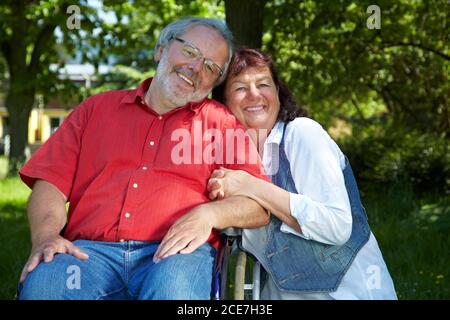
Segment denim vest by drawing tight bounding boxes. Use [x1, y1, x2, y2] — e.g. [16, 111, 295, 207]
[259, 122, 371, 292]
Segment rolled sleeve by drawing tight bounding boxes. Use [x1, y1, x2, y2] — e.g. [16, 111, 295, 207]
[280, 192, 311, 239]
[19, 100, 91, 198]
[280, 118, 353, 246]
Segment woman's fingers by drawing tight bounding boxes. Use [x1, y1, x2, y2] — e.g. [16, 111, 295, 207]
[211, 169, 226, 179]
[209, 189, 225, 200]
[207, 178, 223, 192]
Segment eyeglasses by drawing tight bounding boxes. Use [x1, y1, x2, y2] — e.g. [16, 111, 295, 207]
[173, 37, 224, 79]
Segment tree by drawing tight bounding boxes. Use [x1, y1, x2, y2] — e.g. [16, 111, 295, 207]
[262, 0, 449, 135]
[224, 0, 268, 48]
[0, 0, 98, 175]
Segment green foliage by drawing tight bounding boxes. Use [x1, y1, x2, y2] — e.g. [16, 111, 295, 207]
[263, 0, 449, 134]
[338, 121, 450, 196]
[0, 0, 98, 96]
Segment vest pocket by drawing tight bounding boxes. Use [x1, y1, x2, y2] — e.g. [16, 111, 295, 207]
[311, 241, 353, 275]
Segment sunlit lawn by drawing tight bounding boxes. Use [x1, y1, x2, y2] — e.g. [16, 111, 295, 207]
[0, 175, 32, 299]
[0, 156, 448, 299]
[363, 188, 449, 299]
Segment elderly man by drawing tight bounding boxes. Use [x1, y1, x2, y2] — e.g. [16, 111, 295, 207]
[17, 17, 269, 300]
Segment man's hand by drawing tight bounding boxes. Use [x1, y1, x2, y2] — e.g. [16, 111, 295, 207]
[20, 235, 89, 283]
[153, 206, 214, 263]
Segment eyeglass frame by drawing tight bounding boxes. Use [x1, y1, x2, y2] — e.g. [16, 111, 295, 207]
[171, 37, 224, 79]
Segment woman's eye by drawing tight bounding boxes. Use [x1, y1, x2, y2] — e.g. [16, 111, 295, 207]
[235, 87, 246, 91]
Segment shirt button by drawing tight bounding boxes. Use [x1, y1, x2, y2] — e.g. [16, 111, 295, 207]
[125, 212, 131, 218]
[149, 141, 155, 146]
[133, 183, 138, 188]
[120, 239, 125, 242]
[158, 116, 163, 120]
[142, 166, 148, 170]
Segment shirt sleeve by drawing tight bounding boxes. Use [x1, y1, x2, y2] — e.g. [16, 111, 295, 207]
[279, 118, 353, 246]
[19, 99, 93, 199]
[221, 115, 270, 183]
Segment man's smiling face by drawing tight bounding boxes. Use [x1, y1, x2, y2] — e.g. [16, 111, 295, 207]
[153, 25, 229, 109]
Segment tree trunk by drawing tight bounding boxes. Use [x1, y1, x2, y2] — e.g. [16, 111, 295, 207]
[224, 0, 268, 48]
[5, 89, 34, 176]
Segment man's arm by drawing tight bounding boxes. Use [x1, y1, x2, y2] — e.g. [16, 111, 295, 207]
[20, 180, 88, 283]
[28, 180, 67, 244]
[204, 195, 270, 229]
[153, 196, 269, 262]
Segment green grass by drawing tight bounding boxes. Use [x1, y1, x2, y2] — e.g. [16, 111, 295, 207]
[0, 156, 8, 179]
[362, 188, 450, 299]
[0, 175, 32, 300]
[0, 155, 449, 299]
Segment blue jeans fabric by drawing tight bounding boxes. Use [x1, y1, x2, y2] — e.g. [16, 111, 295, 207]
[17, 240, 216, 300]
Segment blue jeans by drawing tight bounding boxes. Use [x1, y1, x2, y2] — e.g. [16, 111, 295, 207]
[18, 240, 216, 300]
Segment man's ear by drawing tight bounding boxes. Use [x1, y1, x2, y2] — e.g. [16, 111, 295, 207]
[154, 45, 164, 63]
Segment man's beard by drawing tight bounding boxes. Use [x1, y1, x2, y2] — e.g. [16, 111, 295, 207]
[154, 52, 211, 107]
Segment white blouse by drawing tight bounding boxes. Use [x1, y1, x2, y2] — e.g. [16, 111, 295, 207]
[245, 118, 397, 300]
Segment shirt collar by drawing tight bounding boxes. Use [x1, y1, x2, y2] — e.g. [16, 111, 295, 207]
[120, 77, 206, 114]
[265, 120, 285, 145]
[120, 77, 152, 105]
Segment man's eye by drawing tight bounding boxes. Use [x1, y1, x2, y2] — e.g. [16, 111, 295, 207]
[205, 63, 214, 74]
[183, 47, 197, 58]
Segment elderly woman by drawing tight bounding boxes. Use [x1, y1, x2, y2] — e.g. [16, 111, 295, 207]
[209, 48, 397, 299]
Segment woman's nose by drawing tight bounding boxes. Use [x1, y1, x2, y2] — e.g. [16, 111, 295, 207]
[247, 85, 261, 99]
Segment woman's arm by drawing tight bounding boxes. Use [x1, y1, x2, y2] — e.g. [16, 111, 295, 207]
[209, 118, 353, 246]
[208, 168, 302, 233]
[282, 118, 352, 245]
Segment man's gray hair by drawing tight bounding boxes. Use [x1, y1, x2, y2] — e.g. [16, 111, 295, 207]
[155, 17, 234, 85]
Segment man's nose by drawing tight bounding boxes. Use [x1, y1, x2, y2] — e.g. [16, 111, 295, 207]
[187, 58, 204, 73]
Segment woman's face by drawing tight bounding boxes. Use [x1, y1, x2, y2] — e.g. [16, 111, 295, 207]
[225, 66, 280, 132]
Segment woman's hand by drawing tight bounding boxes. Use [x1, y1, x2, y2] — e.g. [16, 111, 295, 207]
[207, 167, 252, 200]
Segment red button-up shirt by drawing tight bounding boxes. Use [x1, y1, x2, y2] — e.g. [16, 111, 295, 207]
[19, 78, 267, 248]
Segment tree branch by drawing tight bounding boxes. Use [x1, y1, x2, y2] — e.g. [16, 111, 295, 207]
[381, 42, 450, 61]
[27, 23, 58, 77]
[28, 2, 72, 76]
